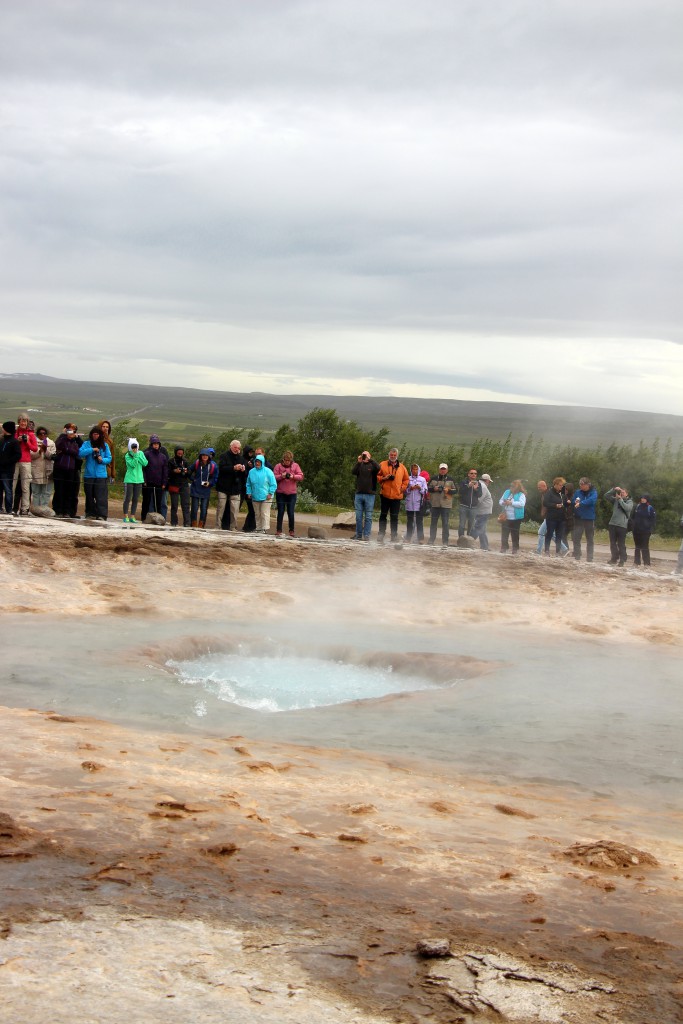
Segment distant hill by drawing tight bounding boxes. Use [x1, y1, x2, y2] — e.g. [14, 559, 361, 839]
[0, 373, 680, 449]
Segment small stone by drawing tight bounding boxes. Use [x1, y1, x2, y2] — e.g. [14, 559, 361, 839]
[416, 938, 451, 958]
[307, 526, 327, 539]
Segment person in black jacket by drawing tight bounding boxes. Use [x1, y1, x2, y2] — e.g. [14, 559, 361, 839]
[167, 446, 191, 527]
[543, 476, 569, 555]
[458, 468, 483, 537]
[0, 422, 21, 514]
[352, 450, 380, 540]
[216, 440, 247, 530]
[632, 494, 656, 567]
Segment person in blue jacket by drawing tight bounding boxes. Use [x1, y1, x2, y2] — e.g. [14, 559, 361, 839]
[190, 448, 218, 528]
[572, 477, 598, 562]
[79, 425, 112, 521]
[246, 454, 277, 534]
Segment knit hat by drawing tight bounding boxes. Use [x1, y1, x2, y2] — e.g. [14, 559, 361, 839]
[2, 421, 15, 434]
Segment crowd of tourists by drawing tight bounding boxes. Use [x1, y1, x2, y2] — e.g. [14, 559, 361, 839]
[1, 416, 681, 570]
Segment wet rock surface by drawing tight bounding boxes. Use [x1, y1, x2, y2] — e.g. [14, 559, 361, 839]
[1, 521, 682, 1022]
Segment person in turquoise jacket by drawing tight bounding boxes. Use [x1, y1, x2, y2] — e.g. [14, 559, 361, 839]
[246, 454, 277, 534]
[123, 438, 148, 524]
[79, 426, 112, 520]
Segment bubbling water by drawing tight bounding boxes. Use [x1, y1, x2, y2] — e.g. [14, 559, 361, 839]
[168, 652, 439, 713]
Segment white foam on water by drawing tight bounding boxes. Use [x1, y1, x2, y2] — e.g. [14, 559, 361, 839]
[167, 653, 437, 713]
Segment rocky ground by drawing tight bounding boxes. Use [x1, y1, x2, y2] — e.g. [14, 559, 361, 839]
[1, 517, 682, 1023]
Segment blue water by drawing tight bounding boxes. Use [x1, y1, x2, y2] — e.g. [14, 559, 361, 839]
[2, 614, 682, 812]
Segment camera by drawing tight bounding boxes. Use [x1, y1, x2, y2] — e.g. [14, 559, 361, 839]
[387, 473, 395, 481]
[22, 434, 28, 442]
[285, 472, 291, 479]
[361, 455, 368, 462]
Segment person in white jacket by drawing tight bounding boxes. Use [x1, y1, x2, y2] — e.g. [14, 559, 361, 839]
[30, 426, 56, 511]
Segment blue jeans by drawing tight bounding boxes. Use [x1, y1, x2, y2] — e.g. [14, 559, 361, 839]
[354, 493, 375, 538]
[191, 494, 210, 523]
[473, 513, 490, 550]
[458, 505, 476, 536]
[537, 518, 568, 554]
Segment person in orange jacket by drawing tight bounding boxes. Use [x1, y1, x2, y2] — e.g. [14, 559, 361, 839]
[377, 448, 409, 543]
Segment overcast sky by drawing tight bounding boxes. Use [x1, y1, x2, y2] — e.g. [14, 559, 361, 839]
[1, 0, 681, 415]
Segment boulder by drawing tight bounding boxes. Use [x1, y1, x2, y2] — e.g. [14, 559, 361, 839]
[30, 506, 55, 518]
[144, 512, 166, 526]
[307, 526, 327, 540]
[331, 511, 356, 532]
[456, 535, 477, 549]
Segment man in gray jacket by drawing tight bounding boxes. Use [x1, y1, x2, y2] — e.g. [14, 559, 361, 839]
[604, 486, 633, 566]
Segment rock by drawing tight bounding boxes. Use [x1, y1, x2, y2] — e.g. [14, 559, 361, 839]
[456, 535, 477, 548]
[331, 512, 356, 531]
[416, 938, 451, 958]
[563, 840, 659, 870]
[144, 512, 166, 526]
[30, 506, 56, 518]
[495, 803, 536, 819]
[307, 526, 327, 539]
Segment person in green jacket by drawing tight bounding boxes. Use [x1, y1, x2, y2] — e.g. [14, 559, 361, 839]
[123, 438, 148, 524]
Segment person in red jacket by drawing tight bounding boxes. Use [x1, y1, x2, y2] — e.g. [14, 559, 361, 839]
[13, 413, 38, 515]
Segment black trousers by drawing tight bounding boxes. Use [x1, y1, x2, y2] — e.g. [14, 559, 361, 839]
[378, 496, 401, 540]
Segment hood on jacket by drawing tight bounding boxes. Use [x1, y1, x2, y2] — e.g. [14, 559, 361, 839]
[409, 464, 422, 478]
[149, 434, 161, 444]
[128, 438, 140, 452]
[255, 454, 265, 467]
[174, 445, 185, 456]
[199, 448, 213, 457]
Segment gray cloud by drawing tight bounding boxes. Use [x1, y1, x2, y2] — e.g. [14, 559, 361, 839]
[0, 1, 682, 412]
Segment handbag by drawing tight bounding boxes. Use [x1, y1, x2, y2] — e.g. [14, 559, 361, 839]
[498, 512, 507, 523]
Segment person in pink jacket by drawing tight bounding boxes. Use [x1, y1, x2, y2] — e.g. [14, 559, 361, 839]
[273, 450, 304, 537]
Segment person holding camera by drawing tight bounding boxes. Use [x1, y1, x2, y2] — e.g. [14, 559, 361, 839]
[216, 440, 246, 530]
[377, 448, 409, 543]
[167, 445, 192, 527]
[12, 414, 38, 516]
[457, 469, 483, 538]
[79, 426, 112, 521]
[274, 450, 304, 537]
[29, 427, 56, 513]
[428, 463, 457, 546]
[142, 434, 169, 522]
[604, 485, 633, 566]
[351, 450, 380, 540]
[189, 448, 218, 528]
[52, 423, 83, 518]
[122, 438, 148, 524]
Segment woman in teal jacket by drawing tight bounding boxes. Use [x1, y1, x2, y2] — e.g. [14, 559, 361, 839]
[246, 454, 277, 534]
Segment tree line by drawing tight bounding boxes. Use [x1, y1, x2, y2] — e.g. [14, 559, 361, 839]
[112, 409, 683, 536]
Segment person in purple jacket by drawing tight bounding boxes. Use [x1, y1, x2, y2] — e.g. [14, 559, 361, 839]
[141, 434, 169, 521]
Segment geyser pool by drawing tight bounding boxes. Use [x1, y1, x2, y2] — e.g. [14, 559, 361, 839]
[168, 652, 439, 713]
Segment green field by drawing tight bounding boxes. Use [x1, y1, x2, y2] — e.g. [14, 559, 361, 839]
[1, 374, 681, 450]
